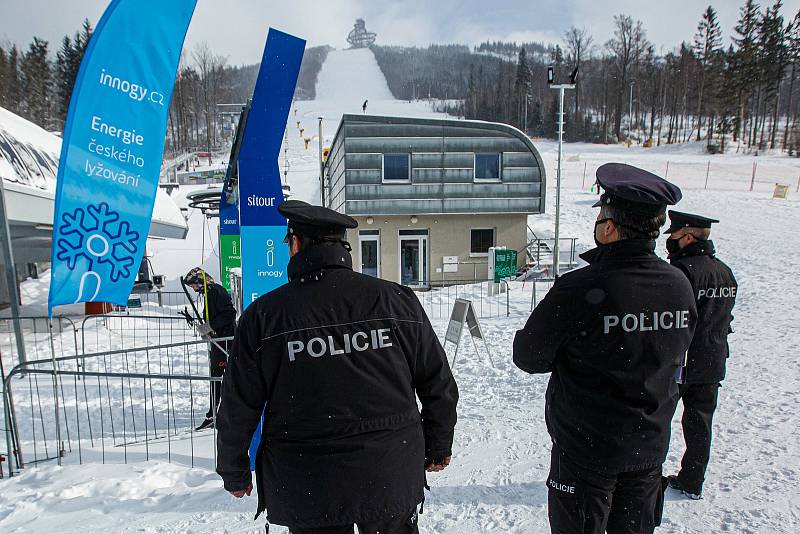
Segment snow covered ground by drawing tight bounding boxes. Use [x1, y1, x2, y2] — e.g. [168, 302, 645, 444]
[1, 48, 799, 533]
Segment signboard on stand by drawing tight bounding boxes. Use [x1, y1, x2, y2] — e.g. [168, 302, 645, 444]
[443, 298, 493, 369]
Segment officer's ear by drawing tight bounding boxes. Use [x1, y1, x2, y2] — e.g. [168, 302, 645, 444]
[602, 218, 619, 241]
[288, 234, 303, 256]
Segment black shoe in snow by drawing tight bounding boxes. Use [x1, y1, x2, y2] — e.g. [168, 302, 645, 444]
[667, 475, 702, 500]
[195, 417, 215, 431]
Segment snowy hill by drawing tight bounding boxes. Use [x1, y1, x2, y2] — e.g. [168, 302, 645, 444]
[315, 48, 394, 103]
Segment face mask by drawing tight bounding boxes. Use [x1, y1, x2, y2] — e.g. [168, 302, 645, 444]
[666, 238, 681, 254]
[594, 218, 612, 247]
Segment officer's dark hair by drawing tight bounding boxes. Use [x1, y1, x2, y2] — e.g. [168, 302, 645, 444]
[600, 205, 666, 240]
[291, 232, 352, 252]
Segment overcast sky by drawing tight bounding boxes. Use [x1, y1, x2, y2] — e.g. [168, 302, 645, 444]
[2, 0, 800, 66]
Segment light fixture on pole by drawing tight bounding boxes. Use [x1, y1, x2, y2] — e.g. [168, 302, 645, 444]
[548, 66, 577, 278]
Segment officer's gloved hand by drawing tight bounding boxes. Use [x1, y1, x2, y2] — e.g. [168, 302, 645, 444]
[425, 455, 451, 473]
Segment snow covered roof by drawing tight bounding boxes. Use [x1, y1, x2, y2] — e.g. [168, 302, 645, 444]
[0, 106, 187, 239]
[0, 106, 60, 192]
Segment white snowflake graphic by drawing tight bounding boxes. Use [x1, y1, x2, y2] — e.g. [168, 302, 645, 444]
[56, 202, 139, 282]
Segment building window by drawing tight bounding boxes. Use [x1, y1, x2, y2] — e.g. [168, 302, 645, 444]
[382, 153, 410, 182]
[474, 153, 501, 181]
[470, 228, 495, 256]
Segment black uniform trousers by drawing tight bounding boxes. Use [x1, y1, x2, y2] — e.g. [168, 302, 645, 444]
[286, 507, 419, 534]
[676, 382, 720, 494]
[206, 326, 234, 419]
[547, 447, 666, 534]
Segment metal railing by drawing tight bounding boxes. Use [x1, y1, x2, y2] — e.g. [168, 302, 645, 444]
[416, 278, 555, 319]
[0, 316, 79, 366]
[2, 337, 233, 477]
[80, 313, 200, 355]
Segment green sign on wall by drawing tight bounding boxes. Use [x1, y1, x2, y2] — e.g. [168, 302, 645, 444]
[493, 248, 518, 282]
[219, 234, 241, 292]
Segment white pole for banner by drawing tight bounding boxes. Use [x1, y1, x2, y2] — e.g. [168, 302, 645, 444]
[48, 320, 63, 466]
[0, 178, 26, 366]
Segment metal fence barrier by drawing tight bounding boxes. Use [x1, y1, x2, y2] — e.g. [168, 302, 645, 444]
[417, 277, 557, 320]
[2, 337, 232, 477]
[80, 314, 201, 355]
[0, 316, 79, 366]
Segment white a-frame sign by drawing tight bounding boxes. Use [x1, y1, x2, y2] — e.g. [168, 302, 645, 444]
[443, 298, 494, 369]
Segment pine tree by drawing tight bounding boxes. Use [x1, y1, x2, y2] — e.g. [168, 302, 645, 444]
[782, 9, 800, 150]
[733, 0, 761, 147]
[5, 45, 21, 114]
[694, 6, 723, 141]
[0, 48, 7, 109]
[515, 48, 531, 129]
[755, 1, 787, 149]
[55, 35, 78, 126]
[20, 38, 52, 127]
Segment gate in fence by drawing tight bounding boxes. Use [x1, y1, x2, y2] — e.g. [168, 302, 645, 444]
[1, 317, 232, 477]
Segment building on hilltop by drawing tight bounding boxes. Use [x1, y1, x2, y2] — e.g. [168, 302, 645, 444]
[323, 114, 546, 288]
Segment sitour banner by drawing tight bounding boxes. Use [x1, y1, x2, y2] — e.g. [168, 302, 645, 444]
[236, 28, 305, 471]
[48, 0, 196, 315]
[238, 29, 305, 309]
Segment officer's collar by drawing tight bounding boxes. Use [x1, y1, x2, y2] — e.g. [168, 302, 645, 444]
[287, 243, 353, 281]
[580, 238, 656, 264]
[668, 239, 716, 261]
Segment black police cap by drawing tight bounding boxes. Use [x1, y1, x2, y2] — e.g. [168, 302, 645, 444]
[664, 210, 719, 234]
[592, 163, 682, 217]
[278, 200, 358, 238]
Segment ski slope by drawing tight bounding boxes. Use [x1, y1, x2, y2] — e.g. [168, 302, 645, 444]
[2, 48, 800, 533]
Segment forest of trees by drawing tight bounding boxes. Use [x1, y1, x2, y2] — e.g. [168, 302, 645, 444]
[373, 1, 800, 154]
[0, 23, 329, 155]
[2, 1, 799, 156]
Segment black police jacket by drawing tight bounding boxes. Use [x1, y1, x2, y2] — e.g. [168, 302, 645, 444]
[202, 282, 237, 334]
[513, 239, 697, 473]
[216, 243, 458, 528]
[669, 240, 737, 384]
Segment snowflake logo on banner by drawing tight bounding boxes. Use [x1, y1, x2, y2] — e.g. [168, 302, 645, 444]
[56, 202, 140, 283]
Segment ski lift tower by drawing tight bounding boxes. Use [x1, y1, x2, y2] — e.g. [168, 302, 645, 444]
[347, 19, 377, 48]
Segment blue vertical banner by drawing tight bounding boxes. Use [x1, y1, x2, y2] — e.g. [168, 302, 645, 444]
[239, 29, 305, 309]
[48, 0, 196, 314]
[237, 28, 305, 470]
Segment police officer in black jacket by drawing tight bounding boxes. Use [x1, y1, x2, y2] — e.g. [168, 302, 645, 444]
[184, 267, 238, 430]
[216, 200, 458, 534]
[513, 164, 697, 534]
[664, 211, 737, 500]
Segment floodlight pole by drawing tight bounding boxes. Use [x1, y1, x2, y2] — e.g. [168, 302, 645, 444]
[550, 83, 575, 278]
[318, 117, 325, 206]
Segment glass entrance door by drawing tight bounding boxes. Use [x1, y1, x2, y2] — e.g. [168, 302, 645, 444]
[399, 230, 428, 288]
[359, 230, 380, 277]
